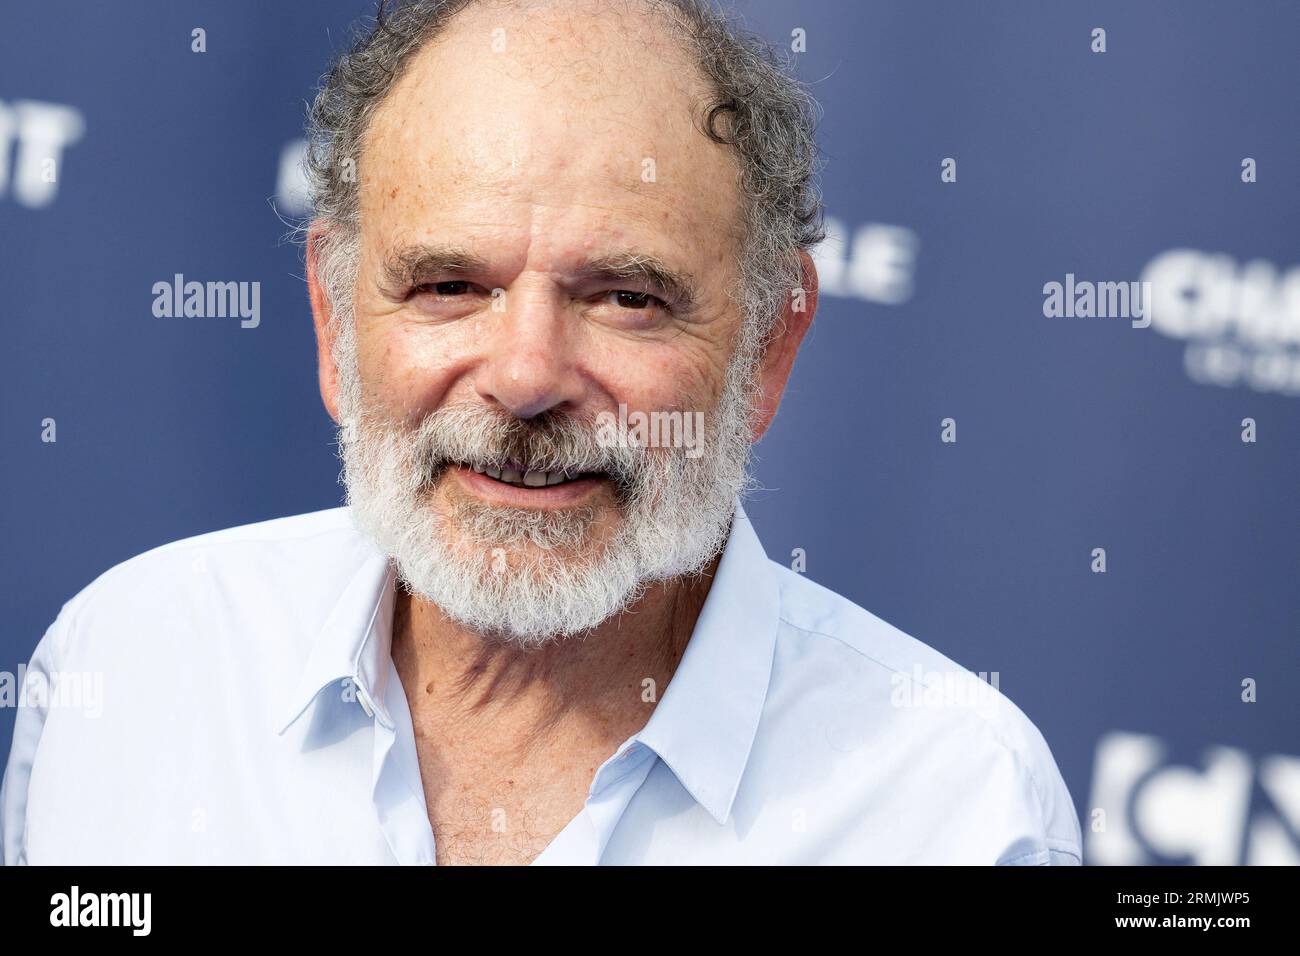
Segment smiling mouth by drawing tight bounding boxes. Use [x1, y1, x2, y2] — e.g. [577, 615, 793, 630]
[462, 459, 602, 489]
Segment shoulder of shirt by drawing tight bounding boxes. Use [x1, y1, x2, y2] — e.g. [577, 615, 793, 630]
[765, 558, 1075, 833]
[43, 507, 362, 645]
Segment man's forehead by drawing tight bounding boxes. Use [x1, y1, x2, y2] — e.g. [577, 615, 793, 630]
[357, 1, 741, 249]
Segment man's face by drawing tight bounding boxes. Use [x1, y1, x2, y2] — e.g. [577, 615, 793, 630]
[317, 4, 770, 643]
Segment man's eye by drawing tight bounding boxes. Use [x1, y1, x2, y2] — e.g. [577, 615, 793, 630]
[414, 281, 470, 297]
[610, 290, 665, 310]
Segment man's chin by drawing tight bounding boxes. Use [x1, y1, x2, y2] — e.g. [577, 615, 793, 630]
[395, 513, 646, 645]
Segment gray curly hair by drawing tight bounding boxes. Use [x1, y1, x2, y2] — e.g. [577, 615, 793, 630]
[305, 0, 824, 363]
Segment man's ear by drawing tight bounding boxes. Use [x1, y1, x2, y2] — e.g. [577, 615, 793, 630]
[306, 224, 343, 424]
[750, 249, 818, 442]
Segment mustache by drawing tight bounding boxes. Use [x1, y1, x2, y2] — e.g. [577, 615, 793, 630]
[403, 404, 650, 496]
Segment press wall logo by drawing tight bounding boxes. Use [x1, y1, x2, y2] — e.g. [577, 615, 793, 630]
[794, 214, 919, 305]
[50, 886, 151, 936]
[275, 138, 311, 215]
[1086, 731, 1300, 865]
[1143, 249, 1300, 397]
[0, 98, 85, 208]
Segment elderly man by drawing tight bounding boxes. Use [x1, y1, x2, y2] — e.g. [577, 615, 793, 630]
[1, 0, 1081, 865]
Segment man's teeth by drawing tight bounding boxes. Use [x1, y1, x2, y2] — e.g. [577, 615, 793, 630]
[471, 463, 573, 487]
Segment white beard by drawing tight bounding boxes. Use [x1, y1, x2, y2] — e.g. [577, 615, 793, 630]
[331, 316, 759, 647]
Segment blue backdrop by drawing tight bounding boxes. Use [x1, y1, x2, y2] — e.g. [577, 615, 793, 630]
[2, 0, 1296, 865]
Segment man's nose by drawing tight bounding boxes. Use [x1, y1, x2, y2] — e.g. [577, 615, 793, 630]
[473, 299, 586, 420]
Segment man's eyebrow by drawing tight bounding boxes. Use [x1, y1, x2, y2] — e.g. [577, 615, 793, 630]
[379, 243, 700, 311]
[575, 252, 700, 311]
[380, 244, 491, 290]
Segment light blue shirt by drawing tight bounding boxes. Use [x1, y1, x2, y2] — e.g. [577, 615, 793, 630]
[2, 504, 1082, 864]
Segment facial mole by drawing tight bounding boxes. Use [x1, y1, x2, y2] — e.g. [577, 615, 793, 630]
[390, 187, 399, 199]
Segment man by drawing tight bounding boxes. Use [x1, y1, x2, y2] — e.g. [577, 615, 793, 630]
[1, 0, 1081, 865]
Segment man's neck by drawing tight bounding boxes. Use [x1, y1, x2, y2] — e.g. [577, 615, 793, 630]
[390, 553, 721, 749]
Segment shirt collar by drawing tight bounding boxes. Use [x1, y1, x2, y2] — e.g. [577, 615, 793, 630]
[275, 502, 782, 826]
[630, 501, 780, 824]
[276, 541, 397, 735]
